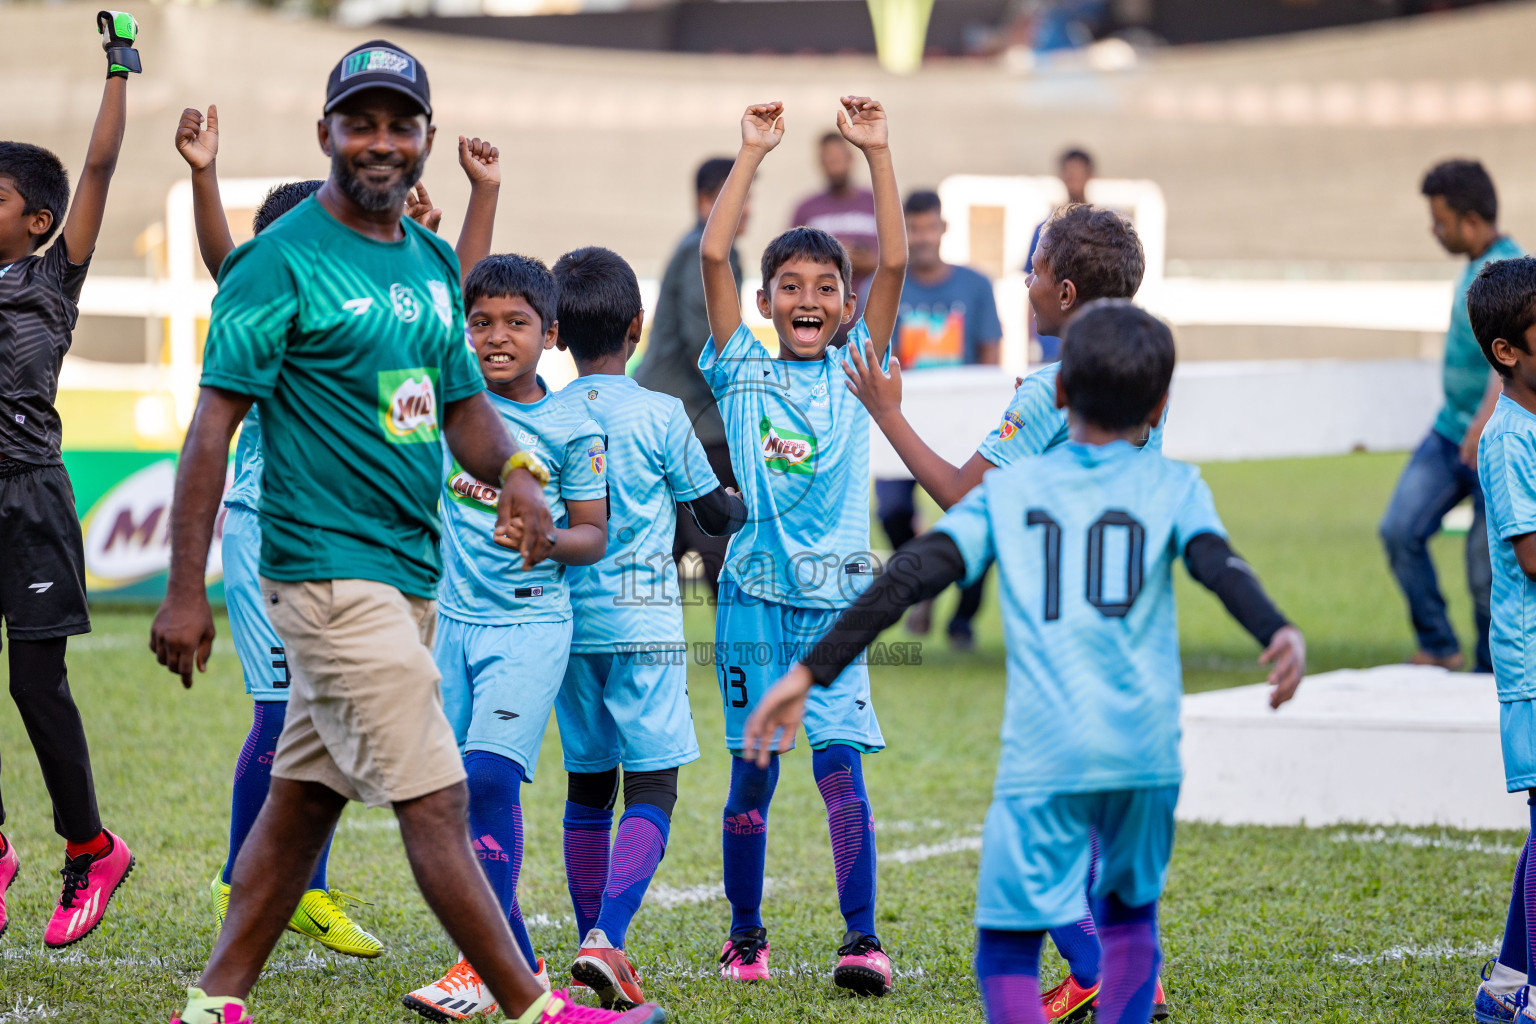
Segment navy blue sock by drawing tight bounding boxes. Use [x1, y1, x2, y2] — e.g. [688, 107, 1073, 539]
[1048, 904, 1101, 986]
[563, 800, 613, 942]
[812, 744, 878, 939]
[595, 803, 671, 948]
[975, 928, 1047, 1024]
[1096, 896, 1161, 1024]
[464, 750, 537, 970]
[1500, 836, 1529, 972]
[1520, 791, 1536, 980]
[723, 755, 779, 934]
[224, 701, 331, 891]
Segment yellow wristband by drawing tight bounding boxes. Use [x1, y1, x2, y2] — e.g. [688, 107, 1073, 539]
[500, 449, 550, 487]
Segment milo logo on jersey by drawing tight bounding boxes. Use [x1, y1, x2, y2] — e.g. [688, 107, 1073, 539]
[998, 410, 1026, 442]
[759, 416, 816, 475]
[446, 460, 499, 513]
[379, 368, 440, 444]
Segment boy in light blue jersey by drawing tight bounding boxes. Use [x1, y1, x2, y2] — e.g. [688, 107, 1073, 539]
[406, 254, 610, 1021]
[844, 202, 1150, 511]
[1464, 256, 1536, 1024]
[546, 246, 747, 1010]
[743, 301, 1306, 1024]
[177, 111, 385, 956]
[698, 96, 908, 994]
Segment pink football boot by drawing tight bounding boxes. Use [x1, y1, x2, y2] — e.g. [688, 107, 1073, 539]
[44, 829, 135, 947]
[833, 931, 892, 996]
[0, 835, 17, 940]
[719, 926, 771, 982]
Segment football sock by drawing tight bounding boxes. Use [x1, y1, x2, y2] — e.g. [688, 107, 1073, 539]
[723, 754, 779, 933]
[975, 928, 1047, 1024]
[564, 770, 618, 942]
[0, 832, 7, 855]
[812, 744, 878, 938]
[1048, 905, 1102, 986]
[1523, 792, 1536, 994]
[1096, 896, 1162, 1024]
[595, 802, 671, 949]
[221, 702, 332, 891]
[463, 750, 536, 970]
[64, 829, 111, 861]
[1498, 833, 1530, 976]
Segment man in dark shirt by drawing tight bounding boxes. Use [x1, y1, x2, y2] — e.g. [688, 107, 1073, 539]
[0, 11, 141, 949]
[634, 157, 743, 593]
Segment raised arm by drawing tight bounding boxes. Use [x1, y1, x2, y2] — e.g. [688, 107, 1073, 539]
[149, 386, 253, 686]
[175, 106, 236, 276]
[61, 79, 127, 266]
[454, 136, 500, 284]
[837, 96, 906, 359]
[703, 102, 783, 345]
[844, 341, 994, 509]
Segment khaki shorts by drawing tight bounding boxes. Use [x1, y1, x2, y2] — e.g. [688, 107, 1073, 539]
[260, 577, 465, 808]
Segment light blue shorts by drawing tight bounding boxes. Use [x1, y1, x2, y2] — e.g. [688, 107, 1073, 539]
[435, 613, 572, 781]
[975, 785, 1179, 931]
[714, 581, 884, 754]
[555, 650, 701, 774]
[221, 505, 290, 701]
[1501, 698, 1536, 792]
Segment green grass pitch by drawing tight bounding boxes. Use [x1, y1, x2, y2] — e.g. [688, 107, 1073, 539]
[0, 452, 1517, 1022]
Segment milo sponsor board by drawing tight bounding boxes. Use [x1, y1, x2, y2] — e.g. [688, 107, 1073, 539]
[64, 450, 230, 602]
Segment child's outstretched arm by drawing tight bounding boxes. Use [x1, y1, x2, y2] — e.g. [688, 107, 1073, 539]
[62, 12, 142, 265]
[497, 497, 607, 566]
[844, 343, 996, 509]
[837, 96, 906, 360]
[702, 102, 783, 346]
[174, 106, 235, 277]
[454, 136, 500, 283]
[1183, 532, 1305, 709]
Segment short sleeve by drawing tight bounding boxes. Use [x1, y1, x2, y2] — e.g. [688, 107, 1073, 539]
[664, 399, 720, 502]
[1173, 471, 1228, 550]
[976, 369, 1066, 467]
[200, 239, 298, 399]
[40, 241, 90, 302]
[833, 319, 891, 372]
[561, 418, 609, 502]
[934, 483, 996, 588]
[1488, 431, 1536, 540]
[698, 321, 768, 394]
[437, 288, 482, 405]
[965, 273, 1002, 358]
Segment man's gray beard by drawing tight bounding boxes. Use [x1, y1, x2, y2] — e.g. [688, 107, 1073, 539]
[331, 150, 424, 213]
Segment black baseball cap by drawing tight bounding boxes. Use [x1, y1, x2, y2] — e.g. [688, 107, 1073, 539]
[324, 40, 431, 118]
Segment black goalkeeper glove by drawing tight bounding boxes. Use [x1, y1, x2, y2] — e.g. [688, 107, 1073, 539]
[97, 10, 141, 78]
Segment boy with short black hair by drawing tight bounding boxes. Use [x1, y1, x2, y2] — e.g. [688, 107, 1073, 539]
[0, 11, 142, 949]
[1464, 255, 1536, 1024]
[544, 245, 745, 1010]
[845, 201, 1147, 510]
[743, 299, 1306, 1024]
[698, 96, 907, 994]
[404, 251, 613, 1021]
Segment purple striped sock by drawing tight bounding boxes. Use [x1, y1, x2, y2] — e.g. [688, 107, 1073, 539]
[813, 745, 877, 937]
[595, 804, 671, 948]
[564, 801, 612, 941]
[1097, 914, 1161, 1024]
[982, 974, 1047, 1024]
[975, 928, 1047, 1024]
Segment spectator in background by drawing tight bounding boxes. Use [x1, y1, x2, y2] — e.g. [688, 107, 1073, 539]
[878, 190, 1002, 649]
[634, 156, 743, 594]
[1026, 148, 1094, 362]
[791, 131, 878, 344]
[1380, 159, 1522, 673]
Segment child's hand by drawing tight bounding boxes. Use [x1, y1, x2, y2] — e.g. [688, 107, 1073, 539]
[1261, 624, 1307, 710]
[843, 340, 902, 423]
[740, 102, 785, 154]
[175, 106, 218, 171]
[405, 183, 443, 234]
[459, 136, 500, 189]
[837, 96, 888, 153]
[741, 665, 814, 769]
[494, 516, 526, 551]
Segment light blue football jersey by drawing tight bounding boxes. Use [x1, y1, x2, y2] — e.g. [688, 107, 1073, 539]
[223, 408, 263, 511]
[437, 378, 607, 626]
[936, 440, 1225, 797]
[976, 363, 1165, 468]
[1478, 394, 1536, 702]
[700, 320, 886, 609]
[555, 373, 720, 651]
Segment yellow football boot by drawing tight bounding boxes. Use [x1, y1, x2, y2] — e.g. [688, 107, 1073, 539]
[287, 888, 384, 958]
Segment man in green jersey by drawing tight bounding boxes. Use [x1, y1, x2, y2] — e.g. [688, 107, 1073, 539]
[149, 41, 664, 1024]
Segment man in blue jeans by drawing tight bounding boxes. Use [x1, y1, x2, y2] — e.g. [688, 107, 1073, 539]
[1381, 159, 1522, 672]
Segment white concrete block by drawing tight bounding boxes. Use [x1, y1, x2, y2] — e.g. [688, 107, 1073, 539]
[1178, 665, 1528, 830]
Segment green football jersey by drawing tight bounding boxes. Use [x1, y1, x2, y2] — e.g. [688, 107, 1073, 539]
[200, 196, 483, 598]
